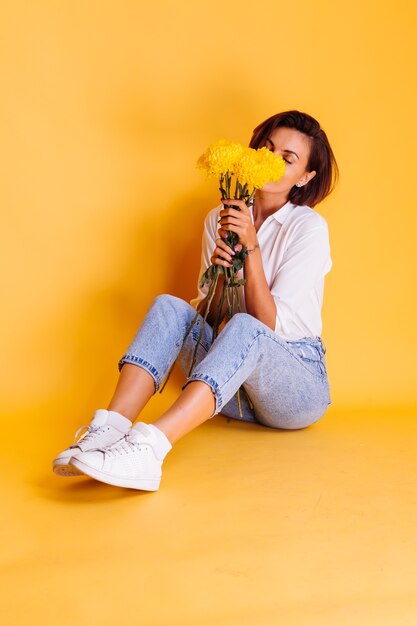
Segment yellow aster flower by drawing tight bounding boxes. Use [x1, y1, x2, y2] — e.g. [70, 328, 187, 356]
[196, 139, 245, 178]
[233, 146, 286, 189]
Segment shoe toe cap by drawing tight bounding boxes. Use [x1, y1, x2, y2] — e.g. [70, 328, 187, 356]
[54, 447, 76, 463]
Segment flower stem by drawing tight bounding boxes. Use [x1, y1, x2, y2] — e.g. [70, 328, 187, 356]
[243, 386, 254, 410]
[237, 384, 243, 416]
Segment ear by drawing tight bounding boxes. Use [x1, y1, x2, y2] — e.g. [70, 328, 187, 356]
[299, 170, 317, 187]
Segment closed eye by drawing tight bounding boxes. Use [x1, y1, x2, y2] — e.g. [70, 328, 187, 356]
[266, 145, 291, 164]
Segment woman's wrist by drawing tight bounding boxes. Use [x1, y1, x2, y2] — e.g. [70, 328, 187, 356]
[246, 243, 260, 254]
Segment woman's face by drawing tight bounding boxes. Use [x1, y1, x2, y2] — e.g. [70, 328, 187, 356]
[257, 126, 316, 193]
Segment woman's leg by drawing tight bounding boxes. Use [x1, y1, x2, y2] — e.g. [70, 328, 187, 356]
[153, 312, 331, 442]
[107, 294, 330, 445]
[67, 295, 217, 488]
[107, 365, 155, 422]
[107, 293, 215, 423]
[67, 300, 331, 490]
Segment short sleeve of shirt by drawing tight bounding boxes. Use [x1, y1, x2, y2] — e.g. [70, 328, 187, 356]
[270, 222, 332, 335]
[189, 207, 219, 310]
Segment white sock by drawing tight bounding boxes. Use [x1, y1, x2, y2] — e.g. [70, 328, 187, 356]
[91, 408, 132, 433]
[106, 409, 133, 432]
[132, 421, 173, 461]
[148, 423, 173, 460]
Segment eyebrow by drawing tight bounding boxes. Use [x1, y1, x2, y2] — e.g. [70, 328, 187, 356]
[266, 136, 299, 159]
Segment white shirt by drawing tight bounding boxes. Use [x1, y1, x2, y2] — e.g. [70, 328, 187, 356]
[189, 199, 332, 341]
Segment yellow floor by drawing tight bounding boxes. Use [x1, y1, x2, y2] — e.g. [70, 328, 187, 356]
[2, 398, 417, 626]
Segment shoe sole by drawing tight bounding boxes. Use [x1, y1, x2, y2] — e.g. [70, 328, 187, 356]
[53, 459, 85, 477]
[69, 457, 161, 491]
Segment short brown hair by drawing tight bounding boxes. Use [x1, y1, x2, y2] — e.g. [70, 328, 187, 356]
[249, 110, 339, 208]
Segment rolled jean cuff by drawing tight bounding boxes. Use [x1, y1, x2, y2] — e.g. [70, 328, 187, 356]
[181, 373, 223, 418]
[117, 354, 160, 393]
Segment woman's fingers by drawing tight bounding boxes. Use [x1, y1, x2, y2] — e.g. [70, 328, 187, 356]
[210, 248, 233, 267]
[221, 198, 247, 209]
[211, 253, 232, 267]
[215, 237, 235, 257]
[211, 239, 235, 267]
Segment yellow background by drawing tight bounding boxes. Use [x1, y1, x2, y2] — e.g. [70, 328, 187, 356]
[1, 1, 417, 624]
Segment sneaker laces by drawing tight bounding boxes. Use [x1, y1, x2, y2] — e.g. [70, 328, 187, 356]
[104, 429, 145, 457]
[70, 424, 107, 449]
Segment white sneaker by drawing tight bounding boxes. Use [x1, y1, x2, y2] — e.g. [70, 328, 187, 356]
[52, 409, 132, 477]
[69, 421, 173, 491]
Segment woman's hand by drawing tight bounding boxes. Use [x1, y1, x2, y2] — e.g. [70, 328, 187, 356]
[211, 235, 238, 268]
[218, 198, 258, 249]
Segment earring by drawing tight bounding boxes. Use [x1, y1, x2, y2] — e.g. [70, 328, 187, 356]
[296, 182, 303, 187]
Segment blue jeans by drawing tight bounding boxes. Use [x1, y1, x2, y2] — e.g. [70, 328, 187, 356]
[117, 294, 332, 430]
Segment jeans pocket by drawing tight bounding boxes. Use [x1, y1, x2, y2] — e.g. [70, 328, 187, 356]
[288, 342, 327, 379]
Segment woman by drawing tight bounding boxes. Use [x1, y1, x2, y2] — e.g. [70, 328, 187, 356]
[52, 110, 339, 492]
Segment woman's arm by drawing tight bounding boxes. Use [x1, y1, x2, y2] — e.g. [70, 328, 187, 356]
[242, 247, 277, 330]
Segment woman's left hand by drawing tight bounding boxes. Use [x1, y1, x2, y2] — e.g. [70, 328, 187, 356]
[218, 198, 259, 249]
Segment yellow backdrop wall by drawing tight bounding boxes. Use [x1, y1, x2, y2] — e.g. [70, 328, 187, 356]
[1, 0, 416, 419]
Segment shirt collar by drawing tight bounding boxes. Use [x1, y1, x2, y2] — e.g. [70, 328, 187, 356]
[248, 199, 294, 224]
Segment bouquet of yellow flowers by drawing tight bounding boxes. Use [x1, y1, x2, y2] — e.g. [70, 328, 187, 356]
[160, 139, 286, 416]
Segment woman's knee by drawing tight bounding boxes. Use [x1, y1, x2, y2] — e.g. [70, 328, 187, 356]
[222, 312, 261, 336]
[152, 293, 184, 308]
[228, 312, 258, 326]
[152, 293, 195, 317]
